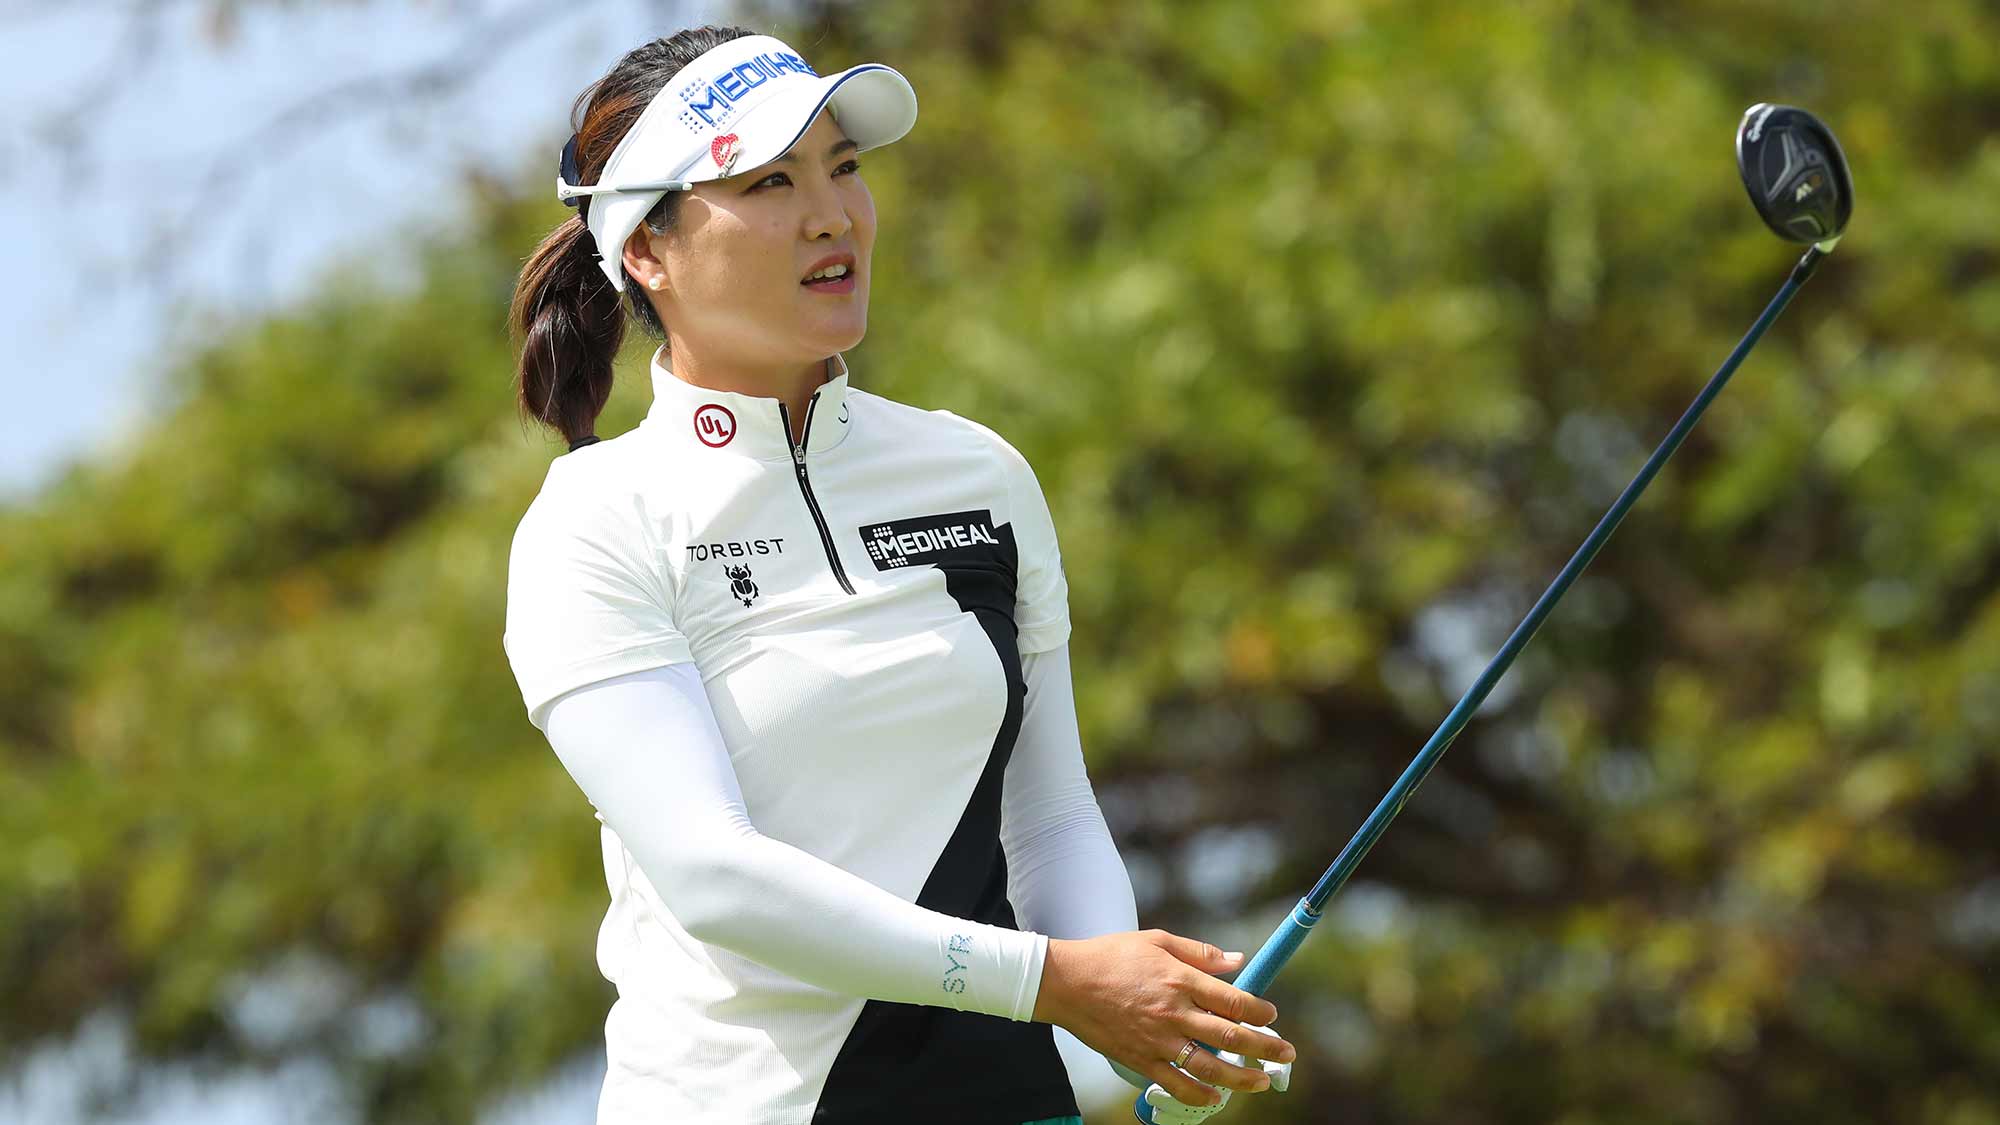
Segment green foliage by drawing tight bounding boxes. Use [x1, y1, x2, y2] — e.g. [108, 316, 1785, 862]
[3, 1, 1997, 1121]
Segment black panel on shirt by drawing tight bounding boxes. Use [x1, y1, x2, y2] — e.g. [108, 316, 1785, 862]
[813, 521, 1081, 1124]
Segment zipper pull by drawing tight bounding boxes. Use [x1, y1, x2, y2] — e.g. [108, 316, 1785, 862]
[792, 444, 806, 466]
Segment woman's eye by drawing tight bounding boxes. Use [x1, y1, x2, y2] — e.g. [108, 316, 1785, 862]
[751, 161, 858, 190]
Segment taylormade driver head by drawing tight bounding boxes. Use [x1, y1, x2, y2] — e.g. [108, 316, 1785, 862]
[1736, 103, 1854, 245]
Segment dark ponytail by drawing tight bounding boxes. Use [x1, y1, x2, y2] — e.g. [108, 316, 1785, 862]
[510, 25, 756, 451]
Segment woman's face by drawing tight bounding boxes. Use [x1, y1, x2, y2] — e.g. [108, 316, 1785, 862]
[628, 110, 876, 373]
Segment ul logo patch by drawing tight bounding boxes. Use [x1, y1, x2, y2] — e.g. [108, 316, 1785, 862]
[694, 404, 736, 448]
[724, 563, 759, 607]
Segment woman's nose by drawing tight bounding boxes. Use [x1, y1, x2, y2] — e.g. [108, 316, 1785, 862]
[801, 180, 853, 241]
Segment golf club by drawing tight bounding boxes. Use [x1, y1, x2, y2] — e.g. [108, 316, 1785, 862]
[1131, 102, 1853, 1123]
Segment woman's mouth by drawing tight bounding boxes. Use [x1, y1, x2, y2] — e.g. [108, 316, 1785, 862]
[801, 259, 857, 295]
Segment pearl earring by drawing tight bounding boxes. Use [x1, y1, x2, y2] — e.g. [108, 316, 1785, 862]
[648, 276, 664, 291]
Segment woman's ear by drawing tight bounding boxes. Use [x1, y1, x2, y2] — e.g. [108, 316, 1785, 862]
[623, 229, 668, 294]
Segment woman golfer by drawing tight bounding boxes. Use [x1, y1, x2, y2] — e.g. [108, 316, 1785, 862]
[503, 26, 1294, 1125]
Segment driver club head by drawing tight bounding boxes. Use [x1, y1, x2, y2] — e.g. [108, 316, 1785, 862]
[1736, 103, 1854, 246]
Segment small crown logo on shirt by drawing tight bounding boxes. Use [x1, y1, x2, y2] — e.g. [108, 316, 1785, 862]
[711, 133, 742, 175]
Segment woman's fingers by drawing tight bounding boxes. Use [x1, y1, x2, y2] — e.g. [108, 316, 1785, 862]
[1042, 930, 1297, 1105]
[1188, 1012, 1295, 1068]
[1178, 1042, 1272, 1094]
[1148, 1009, 1295, 1097]
[1148, 930, 1254, 978]
[1138, 1055, 1224, 1107]
[1188, 971, 1278, 1029]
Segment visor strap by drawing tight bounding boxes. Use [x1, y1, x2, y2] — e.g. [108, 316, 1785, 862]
[559, 133, 592, 224]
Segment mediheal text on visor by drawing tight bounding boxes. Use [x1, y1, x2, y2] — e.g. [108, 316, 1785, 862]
[682, 50, 820, 128]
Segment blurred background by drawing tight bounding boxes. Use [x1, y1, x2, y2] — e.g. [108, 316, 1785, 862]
[3, 0, 1997, 1122]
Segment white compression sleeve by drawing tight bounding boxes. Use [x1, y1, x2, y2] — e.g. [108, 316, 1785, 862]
[1005, 646, 1158, 1095]
[1003, 644, 1139, 940]
[541, 662, 1047, 1022]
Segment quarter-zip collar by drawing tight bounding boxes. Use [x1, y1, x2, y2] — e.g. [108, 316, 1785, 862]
[643, 345, 854, 462]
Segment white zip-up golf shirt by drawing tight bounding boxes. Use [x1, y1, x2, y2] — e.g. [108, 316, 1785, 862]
[503, 347, 1135, 1124]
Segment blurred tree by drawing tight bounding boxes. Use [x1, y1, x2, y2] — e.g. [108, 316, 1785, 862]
[3, 0, 1997, 1122]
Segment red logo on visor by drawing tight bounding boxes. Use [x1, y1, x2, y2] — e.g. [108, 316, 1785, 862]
[694, 404, 736, 448]
[711, 134, 741, 174]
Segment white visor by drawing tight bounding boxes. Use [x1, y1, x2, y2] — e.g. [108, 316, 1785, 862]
[558, 34, 918, 292]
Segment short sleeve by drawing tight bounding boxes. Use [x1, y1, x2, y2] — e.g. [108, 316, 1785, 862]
[948, 415, 1072, 654]
[502, 475, 693, 731]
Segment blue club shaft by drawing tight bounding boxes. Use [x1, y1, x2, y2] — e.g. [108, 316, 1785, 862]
[1133, 245, 1825, 1122]
[1245, 244, 1824, 992]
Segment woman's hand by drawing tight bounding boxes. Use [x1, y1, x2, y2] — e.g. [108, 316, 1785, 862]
[1139, 1020, 1292, 1123]
[1030, 929, 1297, 1107]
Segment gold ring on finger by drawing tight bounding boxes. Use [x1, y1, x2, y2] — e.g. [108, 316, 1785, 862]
[1173, 1038, 1199, 1068]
